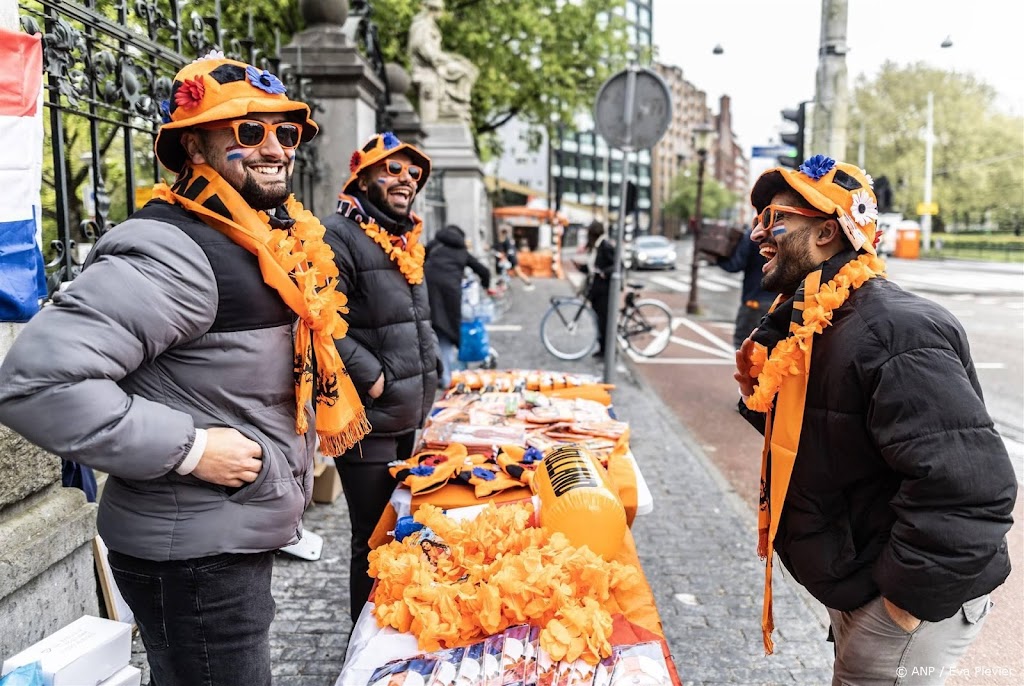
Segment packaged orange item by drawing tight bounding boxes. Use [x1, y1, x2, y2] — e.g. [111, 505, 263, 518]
[532, 446, 626, 561]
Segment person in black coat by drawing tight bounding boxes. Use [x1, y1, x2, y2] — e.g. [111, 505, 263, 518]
[424, 224, 490, 388]
[320, 132, 440, 621]
[583, 221, 617, 357]
[735, 157, 1015, 682]
[712, 227, 777, 349]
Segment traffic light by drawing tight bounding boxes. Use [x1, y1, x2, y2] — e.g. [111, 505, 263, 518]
[777, 103, 806, 169]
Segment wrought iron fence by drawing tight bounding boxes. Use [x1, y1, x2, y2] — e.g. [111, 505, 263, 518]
[19, 0, 321, 294]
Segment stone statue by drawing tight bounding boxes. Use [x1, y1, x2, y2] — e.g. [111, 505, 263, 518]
[408, 0, 478, 124]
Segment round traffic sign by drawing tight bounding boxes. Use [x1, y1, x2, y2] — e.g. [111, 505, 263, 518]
[594, 67, 672, 151]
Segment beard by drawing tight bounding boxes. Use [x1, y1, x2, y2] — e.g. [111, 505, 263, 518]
[761, 233, 820, 294]
[366, 179, 412, 222]
[239, 168, 292, 210]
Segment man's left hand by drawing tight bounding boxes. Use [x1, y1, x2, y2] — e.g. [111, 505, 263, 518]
[882, 597, 922, 632]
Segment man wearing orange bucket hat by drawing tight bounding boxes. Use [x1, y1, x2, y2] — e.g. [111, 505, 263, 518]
[0, 52, 369, 685]
[321, 132, 440, 620]
[733, 155, 1015, 683]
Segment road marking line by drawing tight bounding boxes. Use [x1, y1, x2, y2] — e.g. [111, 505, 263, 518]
[668, 336, 735, 359]
[676, 317, 736, 354]
[650, 274, 730, 293]
[485, 324, 523, 332]
[974, 362, 1006, 369]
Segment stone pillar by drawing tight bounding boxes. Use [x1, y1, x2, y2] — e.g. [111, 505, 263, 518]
[421, 122, 490, 254]
[385, 63, 425, 147]
[281, 0, 385, 217]
[0, 332, 99, 660]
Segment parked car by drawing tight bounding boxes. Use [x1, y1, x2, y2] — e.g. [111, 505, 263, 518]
[629, 235, 678, 270]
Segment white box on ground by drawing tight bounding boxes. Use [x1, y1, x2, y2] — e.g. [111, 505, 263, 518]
[1, 615, 132, 686]
[99, 665, 142, 686]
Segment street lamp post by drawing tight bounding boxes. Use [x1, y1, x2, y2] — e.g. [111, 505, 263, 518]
[686, 123, 714, 315]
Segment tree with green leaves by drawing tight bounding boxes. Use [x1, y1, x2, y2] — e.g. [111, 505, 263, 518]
[664, 166, 739, 237]
[847, 62, 1024, 232]
[369, 0, 630, 153]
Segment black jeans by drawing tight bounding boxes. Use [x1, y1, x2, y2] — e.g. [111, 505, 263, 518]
[335, 431, 415, 622]
[107, 550, 276, 686]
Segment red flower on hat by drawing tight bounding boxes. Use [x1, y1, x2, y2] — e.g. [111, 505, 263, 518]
[350, 150, 363, 173]
[174, 75, 205, 110]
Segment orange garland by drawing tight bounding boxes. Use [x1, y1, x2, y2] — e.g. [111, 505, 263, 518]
[744, 253, 886, 413]
[361, 218, 425, 284]
[368, 502, 642, 664]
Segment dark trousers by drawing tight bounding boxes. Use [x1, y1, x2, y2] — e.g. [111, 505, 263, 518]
[335, 431, 415, 622]
[589, 280, 611, 353]
[107, 550, 276, 686]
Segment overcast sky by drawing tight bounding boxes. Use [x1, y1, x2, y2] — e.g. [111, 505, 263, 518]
[652, 0, 1024, 159]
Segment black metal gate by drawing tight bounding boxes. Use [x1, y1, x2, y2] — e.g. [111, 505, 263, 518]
[18, 0, 319, 294]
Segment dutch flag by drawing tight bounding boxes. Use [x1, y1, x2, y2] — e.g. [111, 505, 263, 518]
[0, 28, 45, 321]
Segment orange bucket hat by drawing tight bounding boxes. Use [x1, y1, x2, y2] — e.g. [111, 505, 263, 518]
[155, 53, 318, 173]
[750, 155, 880, 254]
[343, 131, 431, 195]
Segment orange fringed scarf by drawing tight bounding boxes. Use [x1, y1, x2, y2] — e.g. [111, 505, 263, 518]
[153, 164, 370, 456]
[744, 253, 886, 654]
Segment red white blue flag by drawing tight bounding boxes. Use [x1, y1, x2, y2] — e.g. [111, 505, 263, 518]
[0, 28, 45, 321]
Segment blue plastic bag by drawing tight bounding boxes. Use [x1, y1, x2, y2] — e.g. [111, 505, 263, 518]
[458, 318, 489, 363]
[0, 662, 45, 686]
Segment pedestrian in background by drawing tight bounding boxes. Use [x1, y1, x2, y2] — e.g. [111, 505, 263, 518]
[495, 225, 534, 289]
[322, 132, 439, 621]
[583, 220, 616, 358]
[425, 223, 491, 389]
[0, 55, 368, 685]
[734, 155, 1016, 684]
[710, 226, 777, 350]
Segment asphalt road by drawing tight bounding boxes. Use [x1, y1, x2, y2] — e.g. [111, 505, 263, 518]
[615, 238, 1024, 685]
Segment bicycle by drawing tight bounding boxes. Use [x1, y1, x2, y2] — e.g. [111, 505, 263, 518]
[539, 281, 674, 360]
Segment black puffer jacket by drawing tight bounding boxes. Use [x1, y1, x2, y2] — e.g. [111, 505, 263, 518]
[321, 192, 438, 436]
[424, 225, 490, 344]
[742, 252, 1016, 621]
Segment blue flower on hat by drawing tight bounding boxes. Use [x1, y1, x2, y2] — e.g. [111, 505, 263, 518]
[245, 66, 286, 95]
[410, 465, 435, 477]
[158, 99, 172, 124]
[798, 154, 836, 180]
[382, 131, 401, 150]
[472, 467, 496, 481]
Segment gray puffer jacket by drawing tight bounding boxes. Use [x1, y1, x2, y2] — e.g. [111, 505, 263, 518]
[321, 192, 438, 437]
[0, 201, 316, 561]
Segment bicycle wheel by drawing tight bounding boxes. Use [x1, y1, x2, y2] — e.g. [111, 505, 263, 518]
[540, 299, 599, 360]
[621, 299, 673, 357]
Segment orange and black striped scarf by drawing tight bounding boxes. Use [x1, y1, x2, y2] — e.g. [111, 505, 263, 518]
[152, 163, 370, 456]
[753, 263, 825, 655]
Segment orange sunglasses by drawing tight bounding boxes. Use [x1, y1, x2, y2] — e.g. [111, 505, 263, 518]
[382, 159, 424, 181]
[754, 204, 830, 232]
[198, 120, 303, 149]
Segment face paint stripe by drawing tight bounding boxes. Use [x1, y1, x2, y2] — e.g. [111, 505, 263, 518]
[771, 226, 787, 236]
[226, 150, 246, 161]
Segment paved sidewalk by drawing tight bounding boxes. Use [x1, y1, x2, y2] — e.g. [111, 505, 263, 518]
[132, 275, 834, 685]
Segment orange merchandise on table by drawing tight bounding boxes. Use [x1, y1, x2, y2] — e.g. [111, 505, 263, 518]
[334, 372, 679, 686]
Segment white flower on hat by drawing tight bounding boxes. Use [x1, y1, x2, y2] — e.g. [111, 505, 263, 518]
[191, 49, 225, 64]
[849, 190, 878, 227]
[860, 169, 874, 188]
